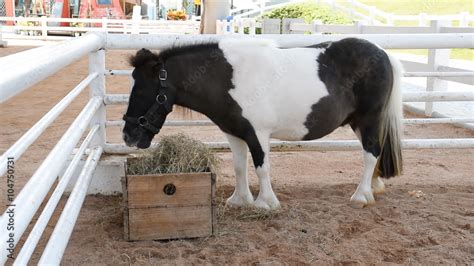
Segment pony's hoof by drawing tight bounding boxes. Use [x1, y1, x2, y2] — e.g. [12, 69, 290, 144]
[226, 192, 254, 208]
[350, 190, 375, 209]
[372, 177, 385, 195]
[253, 195, 281, 210]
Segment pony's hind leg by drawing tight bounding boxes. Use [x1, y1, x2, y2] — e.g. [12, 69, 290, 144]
[225, 133, 254, 207]
[350, 124, 382, 208]
[372, 176, 385, 195]
[354, 128, 386, 195]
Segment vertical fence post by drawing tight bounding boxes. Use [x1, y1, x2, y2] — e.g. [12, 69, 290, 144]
[282, 18, 304, 34]
[355, 20, 365, 33]
[312, 20, 322, 34]
[102, 17, 108, 32]
[259, 0, 266, 16]
[387, 13, 394, 25]
[132, 5, 141, 34]
[0, 25, 6, 47]
[229, 20, 235, 34]
[418, 13, 428, 26]
[215, 20, 223, 34]
[249, 19, 256, 35]
[368, 6, 376, 25]
[459, 11, 468, 27]
[425, 20, 451, 116]
[223, 20, 230, 34]
[41, 16, 47, 40]
[89, 49, 106, 147]
[347, 0, 354, 20]
[237, 19, 244, 34]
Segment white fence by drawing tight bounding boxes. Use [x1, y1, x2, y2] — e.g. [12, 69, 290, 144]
[318, 0, 474, 26]
[0, 32, 473, 263]
[234, 0, 306, 18]
[232, 0, 474, 27]
[337, 0, 472, 26]
[0, 16, 200, 42]
[218, 17, 474, 35]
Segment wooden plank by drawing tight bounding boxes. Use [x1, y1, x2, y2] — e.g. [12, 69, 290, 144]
[127, 172, 212, 208]
[122, 171, 130, 240]
[128, 206, 212, 240]
[211, 173, 217, 234]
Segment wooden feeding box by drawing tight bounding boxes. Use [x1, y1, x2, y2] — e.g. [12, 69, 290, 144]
[122, 163, 216, 241]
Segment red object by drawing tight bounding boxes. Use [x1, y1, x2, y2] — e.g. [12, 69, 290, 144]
[79, 0, 125, 19]
[50, 0, 71, 26]
[5, 0, 14, 25]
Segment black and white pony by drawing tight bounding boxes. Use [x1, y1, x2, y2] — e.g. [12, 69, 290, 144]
[123, 38, 403, 210]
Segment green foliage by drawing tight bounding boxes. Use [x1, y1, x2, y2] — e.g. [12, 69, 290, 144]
[262, 2, 352, 24]
[244, 27, 262, 34]
[356, 0, 474, 16]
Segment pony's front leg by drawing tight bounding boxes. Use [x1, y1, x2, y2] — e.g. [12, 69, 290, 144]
[249, 132, 280, 210]
[225, 134, 254, 207]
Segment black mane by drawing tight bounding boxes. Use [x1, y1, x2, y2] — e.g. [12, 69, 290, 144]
[129, 43, 219, 68]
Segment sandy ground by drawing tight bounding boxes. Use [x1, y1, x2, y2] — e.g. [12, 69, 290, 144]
[1, 47, 473, 264]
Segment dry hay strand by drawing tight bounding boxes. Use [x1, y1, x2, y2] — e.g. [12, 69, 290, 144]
[126, 133, 220, 175]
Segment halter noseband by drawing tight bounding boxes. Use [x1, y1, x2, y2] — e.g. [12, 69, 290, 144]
[123, 62, 173, 134]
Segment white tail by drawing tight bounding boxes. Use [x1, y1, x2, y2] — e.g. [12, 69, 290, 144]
[376, 53, 404, 177]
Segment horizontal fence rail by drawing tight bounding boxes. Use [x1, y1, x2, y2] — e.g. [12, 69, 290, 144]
[105, 117, 474, 128]
[0, 16, 200, 39]
[0, 97, 102, 264]
[103, 138, 474, 154]
[318, 0, 473, 26]
[0, 33, 104, 103]
[39, 146, 103, 264]
[104, 91, 474, 105]
[105, 70, 474, 78]
[218, 17, 474, 35]
[0, 73, 98, 176]
[104, 33, 474, 49]
[289, 20, 474, 35]
[404, 72, 474, 77]
[14, 125, 100, 264]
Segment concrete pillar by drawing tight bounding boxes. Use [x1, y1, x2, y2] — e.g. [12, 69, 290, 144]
[201, 0, 230, 34]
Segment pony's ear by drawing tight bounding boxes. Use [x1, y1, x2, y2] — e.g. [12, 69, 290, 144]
[130, 48, 156, 68]
[129, 49, 161, 78]
[138, 48, 152, 55]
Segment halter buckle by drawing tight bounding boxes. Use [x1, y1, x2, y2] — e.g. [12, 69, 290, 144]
[159, 69, 167, 81]
[138, 116, 148, 126]
[156, 94, 167, 104]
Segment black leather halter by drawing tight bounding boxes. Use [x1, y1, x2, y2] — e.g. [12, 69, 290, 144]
[123, 65, 173, 134]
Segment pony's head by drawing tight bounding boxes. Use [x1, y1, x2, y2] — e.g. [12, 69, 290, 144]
[122, 48, 176, 149]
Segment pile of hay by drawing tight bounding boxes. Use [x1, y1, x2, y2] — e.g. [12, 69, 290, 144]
[126, 133, 220, 175]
